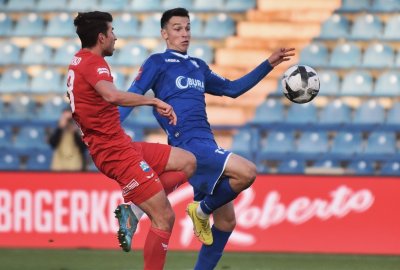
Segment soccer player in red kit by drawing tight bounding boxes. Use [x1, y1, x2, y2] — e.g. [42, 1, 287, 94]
[68, 11, 196, 270]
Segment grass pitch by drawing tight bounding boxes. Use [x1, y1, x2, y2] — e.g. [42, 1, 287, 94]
[0, 249, 399, 270]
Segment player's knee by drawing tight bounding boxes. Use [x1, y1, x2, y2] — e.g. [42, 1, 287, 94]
[241, 162, 257, 189]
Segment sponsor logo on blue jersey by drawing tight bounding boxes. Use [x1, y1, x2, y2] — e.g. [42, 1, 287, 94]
[175, 76, 205, 91]
[139, 160, 150, 172]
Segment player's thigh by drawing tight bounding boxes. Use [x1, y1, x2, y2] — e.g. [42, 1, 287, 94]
[224, 153, 256, 181]
[137, 142, 171, 175]
[164, 146, 196, 173]
[213, 201, 236, 231]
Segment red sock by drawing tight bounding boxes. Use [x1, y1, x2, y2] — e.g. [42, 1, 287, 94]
[159, 171, 187, 195]
[143, 227, 171, 270]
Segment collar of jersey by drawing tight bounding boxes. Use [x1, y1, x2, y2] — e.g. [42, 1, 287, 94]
[167, 49, 189, 59]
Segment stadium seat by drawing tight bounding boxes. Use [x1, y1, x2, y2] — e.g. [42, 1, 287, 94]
[386, 102, 400, 126]
[318, 70, 340, 95]
[347, 160, 375, 175]
[111, 71, 126, 90]
[251, 99, 284, 125]
[339, 0, 370, 12]
[188, 43, 214, 63]
[115, 42, 149, 66]
[259, 131, 295, 158]
[362, 43, 394, 68]
[36, 0, 67, 11]
[14, 13, 45, 37]
[98, 0, 129, 11]
[330, 43, 362, 68]
[225, 0, 256, 12]
[0, 68, 30, 93]
[340, 70, 373, 96]
[285, 103, 318, 125]
[0, 151, 20, 170]
[46, 13, 75, 37]
[382, 15, 400, 40]
[350, 14, 383, 40]
[299, 42, 329, 67]
[319, 14, 350, 40]
[14, 126, 49, 151]
[380, 161, 400, 176]
[371, 0, 400, 12]
[53, 41, 80, 66]
[319, 99, 351, 126]
[230, 128, 257, 160]
[128, 0, 161, 12]
[163, 0, 193, 9]
[21, 41, 53, 65]
[0, 126, 12, 150]
[277, 159, 305, 174]
[124, 106, 159, 128]
[140, 14, 162, 38]
[67, 0, 97, 11]
[25, 150, 52, 171]
[203, 14, 235, 39]
[373, 71, 400, 96]
[5, 95, 36, 121]
[296, 131, 329, 157]
[6, 0, 35, 11]
[364, 131, 396, 155]
[0, 13, 13, 36]
[312, 159, 341, 169]
[353, 100, 385, 125]
[113, 14, 140, 38]
[193, 0, 224, 11]
[189, 14, 204, 39]
[31, 68, 62, 94]
[256, 163, 270, 174]
[0, 40, 20, 65]
[121, 125, 144, 142]
[330, 131, 363, 157]
[36, 96, 67, 124]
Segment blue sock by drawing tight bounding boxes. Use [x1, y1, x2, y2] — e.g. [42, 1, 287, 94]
[200, 178, 238, 215]
[194, 226, 232, 270]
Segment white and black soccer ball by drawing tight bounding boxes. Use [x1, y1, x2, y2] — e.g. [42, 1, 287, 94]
[281, 65, 320, 104]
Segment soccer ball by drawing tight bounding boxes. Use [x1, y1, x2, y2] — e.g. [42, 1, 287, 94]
[281, 65, 320, 104]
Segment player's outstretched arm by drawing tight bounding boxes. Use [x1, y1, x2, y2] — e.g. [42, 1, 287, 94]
[95, 80, 177, 125]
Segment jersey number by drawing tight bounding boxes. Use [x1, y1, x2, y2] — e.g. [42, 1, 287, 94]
[66, 69, 76, 112]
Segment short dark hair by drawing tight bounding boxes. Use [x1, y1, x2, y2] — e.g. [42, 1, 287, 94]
[160, 8, 190, 29]
[74, 11, 113, 48]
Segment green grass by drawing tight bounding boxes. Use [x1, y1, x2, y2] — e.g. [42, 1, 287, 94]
[0, 249, 399, 270]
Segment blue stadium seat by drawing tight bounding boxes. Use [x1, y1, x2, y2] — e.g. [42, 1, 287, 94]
[285, 103, 318, 125]
[0, 13, 13, 36]
[67, 0, 97, 11]
[339, 0, 370, 12]
[319, 99, 351, 126]
[380, 161, 400, 176]
[318, 70, 340, 95]
[256, 163, 270, 174]
[121, 125, 144, 142]
[31, 68, 62, 94]
[189, 14, 204, 38]
[0, 126, 12, 150]
[330, 131, 363, 157]
[299, 42, 329, 67]
[350, 14, 383, 40]
[330, 43, 362, 68]
[230, 128, 257, 160]
[124, 106, 159, 128]
[386, 102, 400, 125]
[371, 0, 400, 12]
[193, 0, 224, 11]
[14, 13, 45, 37]
[382, 15, 400, 40]
[53, 41, 80, 66]
[259, 131, 295, 158]
[225, 0, 256, 12]
[36, 96, 67, 124]
[112, 71, 126, 90]
[319, 14, 350, 40]
[296, 131, 329, 157]
[128, 0, 161, 12]
[364, 131, 396, 155]
[347, 160, 375, 175]
[0, 68, 30, 93]
[312, 159, 341, 169]
[373, 71, 400, 96]
[203, 14, 235, 39]
[0, 151, 20, 170]
[5, 96, 36, 121]
[25, 150, 52, 171]
[362, 43, 394, 68]
[163, 0, 193, 9]
[21, 41, 53, 65]
[140, 14, 162, 38]
[46, 13, 75, 37]
[99, 0, 129, 11]
[340, 70, 373, 96]
[36, 0, 68, 11]
[277, 159, 305, 174]
[113, 14, 140, 38]
[6, 0, 35, 11]
[188, 43, 214, 63]
[116, 42, 149, 66]
[251, 99, 284, 125]
[14, 126, 49, 151]
[0, 40, 20, 65]
[353, 100, 385, 125]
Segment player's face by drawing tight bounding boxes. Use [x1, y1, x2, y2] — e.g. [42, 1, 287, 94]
[102, 22, 117, 57]
[162, 16, 191, 53]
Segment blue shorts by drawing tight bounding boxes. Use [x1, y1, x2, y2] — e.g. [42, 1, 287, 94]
[175, 138, 231, 197]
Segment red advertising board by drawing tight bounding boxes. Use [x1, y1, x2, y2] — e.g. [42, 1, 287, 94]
[0, 172, 399, 254]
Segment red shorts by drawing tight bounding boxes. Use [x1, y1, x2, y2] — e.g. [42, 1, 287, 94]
[91, 141, 171, 205]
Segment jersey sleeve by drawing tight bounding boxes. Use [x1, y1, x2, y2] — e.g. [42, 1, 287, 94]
[202, 60, 230, 96]
[82, 56, 113, 87]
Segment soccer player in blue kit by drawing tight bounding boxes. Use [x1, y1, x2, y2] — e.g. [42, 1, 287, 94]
[119, 8, 295, 270]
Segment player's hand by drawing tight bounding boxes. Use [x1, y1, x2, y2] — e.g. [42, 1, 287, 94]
[268, 48, 295, 67]
[154, 98, 177, 125]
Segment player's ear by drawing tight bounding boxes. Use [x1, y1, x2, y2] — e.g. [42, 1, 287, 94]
[98, 32, 106, 44]
[161, 28, 168, 40]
